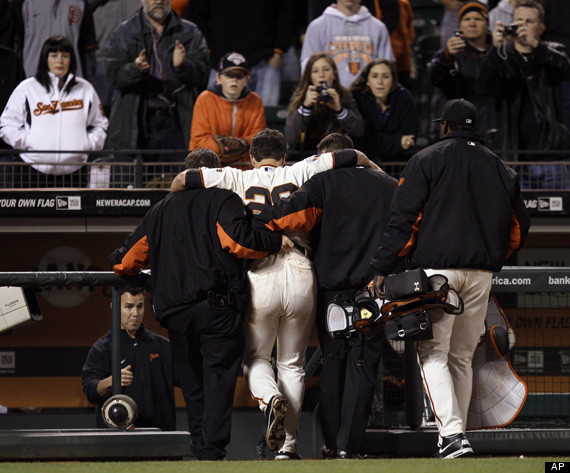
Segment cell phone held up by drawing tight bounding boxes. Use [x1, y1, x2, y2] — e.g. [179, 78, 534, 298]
[453, 30, 464, 39]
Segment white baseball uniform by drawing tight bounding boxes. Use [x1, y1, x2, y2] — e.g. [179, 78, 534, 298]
[196, 153, 343, 454]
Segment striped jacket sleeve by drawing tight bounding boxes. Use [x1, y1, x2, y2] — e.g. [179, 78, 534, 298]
[110, 221, 150, 276]
[256, 177, 324, 233]
[216, 193, 282, 259]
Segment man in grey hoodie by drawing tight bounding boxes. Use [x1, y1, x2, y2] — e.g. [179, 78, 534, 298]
[300, 0, 394, 87]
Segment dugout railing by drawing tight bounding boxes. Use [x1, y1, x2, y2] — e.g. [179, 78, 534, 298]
[1, 148, 569, 190]
[1, 267, 569, 430]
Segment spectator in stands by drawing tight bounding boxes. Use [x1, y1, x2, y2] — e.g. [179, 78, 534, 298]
[541, 0, 570, 131]
[11, 0, 98, 82]
[0, 35, 107, 188]
[478, 0, 570, 189]
[187, 0, 296, 107]
[88, 0, 140, 117]
[285, 52, 365, 159]
[351, 59, 418, 162]
[429, 1, 496, 144]
[82, 286, 177, 431]
[489, 0, 515, 31]
[300, 0, 395, 88]
[104, 0, 209, 187]
[305, 0, 401, 34]
[189, 52, 266, 167]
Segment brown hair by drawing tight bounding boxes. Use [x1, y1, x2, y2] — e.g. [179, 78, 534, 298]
[350, 59, 398, 96]
[250, 128, 288, 162]
[287, 52, 351, 114]
[317, 133, 354, 153]
[514, 0, 544, 23]
[184, 148, 221, 169]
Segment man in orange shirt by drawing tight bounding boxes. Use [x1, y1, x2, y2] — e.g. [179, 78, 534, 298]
[189, 52, 267, 166]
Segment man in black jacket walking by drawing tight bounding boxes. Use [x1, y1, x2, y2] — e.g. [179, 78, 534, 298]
[372, 99, 530, 458]
[257, 133, 398, 459]
[111, 148, 290, 460]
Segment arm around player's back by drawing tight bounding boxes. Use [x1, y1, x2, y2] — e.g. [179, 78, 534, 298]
[110, 223, 150, 276]
[216, 193, 282, 259]
[258, 177, 324, 234]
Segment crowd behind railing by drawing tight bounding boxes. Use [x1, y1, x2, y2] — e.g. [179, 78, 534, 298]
[0, 0, 569, 191]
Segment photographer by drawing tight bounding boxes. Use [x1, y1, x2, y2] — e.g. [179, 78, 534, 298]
[478, 0, 570, 189]
[429, 2, 495, 143]
[284, 52, 365, 159]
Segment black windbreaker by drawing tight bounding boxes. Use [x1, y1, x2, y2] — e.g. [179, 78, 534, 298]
[111, 188, 281, 319]
[371, 130, 530, 275]
[258, 167, 398, 290]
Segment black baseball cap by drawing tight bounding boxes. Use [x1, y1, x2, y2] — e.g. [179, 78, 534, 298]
[433, 99, 477, 126]
[217, 52, 249, 74]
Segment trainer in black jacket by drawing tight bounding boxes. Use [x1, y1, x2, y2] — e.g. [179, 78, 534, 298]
[257, 133, 398, 458]
[111, 149, 285, 460]
[371, 99, 530, 459]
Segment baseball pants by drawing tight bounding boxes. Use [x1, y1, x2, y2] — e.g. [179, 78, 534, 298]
[243, 250, 317, 454]
[417, 268, 493, 438]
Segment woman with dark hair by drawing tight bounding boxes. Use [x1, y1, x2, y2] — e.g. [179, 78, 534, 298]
[0, 35, 108, 187]
[284, 52, 364, 159]
[351, 58, 418, 162]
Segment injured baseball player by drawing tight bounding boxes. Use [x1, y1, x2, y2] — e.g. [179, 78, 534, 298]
[171, 128, 379, 460]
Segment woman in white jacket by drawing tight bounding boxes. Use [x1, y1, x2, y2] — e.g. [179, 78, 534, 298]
[0, 35, 108, 187]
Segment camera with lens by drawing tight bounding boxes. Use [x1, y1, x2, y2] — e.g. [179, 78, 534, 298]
[503, 23, 518, 37]
[315, 81, 333, 104]
[453, 30, 464, 38]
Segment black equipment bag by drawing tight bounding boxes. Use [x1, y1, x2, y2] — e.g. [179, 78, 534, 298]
[383, 309, 433, 341]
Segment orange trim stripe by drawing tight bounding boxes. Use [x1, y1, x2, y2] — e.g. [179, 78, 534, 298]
[249, 390, 269, 406]
[417, 348, 443, 430]
[398, 209, 423, 257]
[265, 208, 322, 233]
[113, 235, 150, 275]
[216, 222, 268, 259]
[506, 210, 522, 259]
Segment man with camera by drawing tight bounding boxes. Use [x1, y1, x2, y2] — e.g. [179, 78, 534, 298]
[478, 0, 570, 189]
[429, 1, 495, 141]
